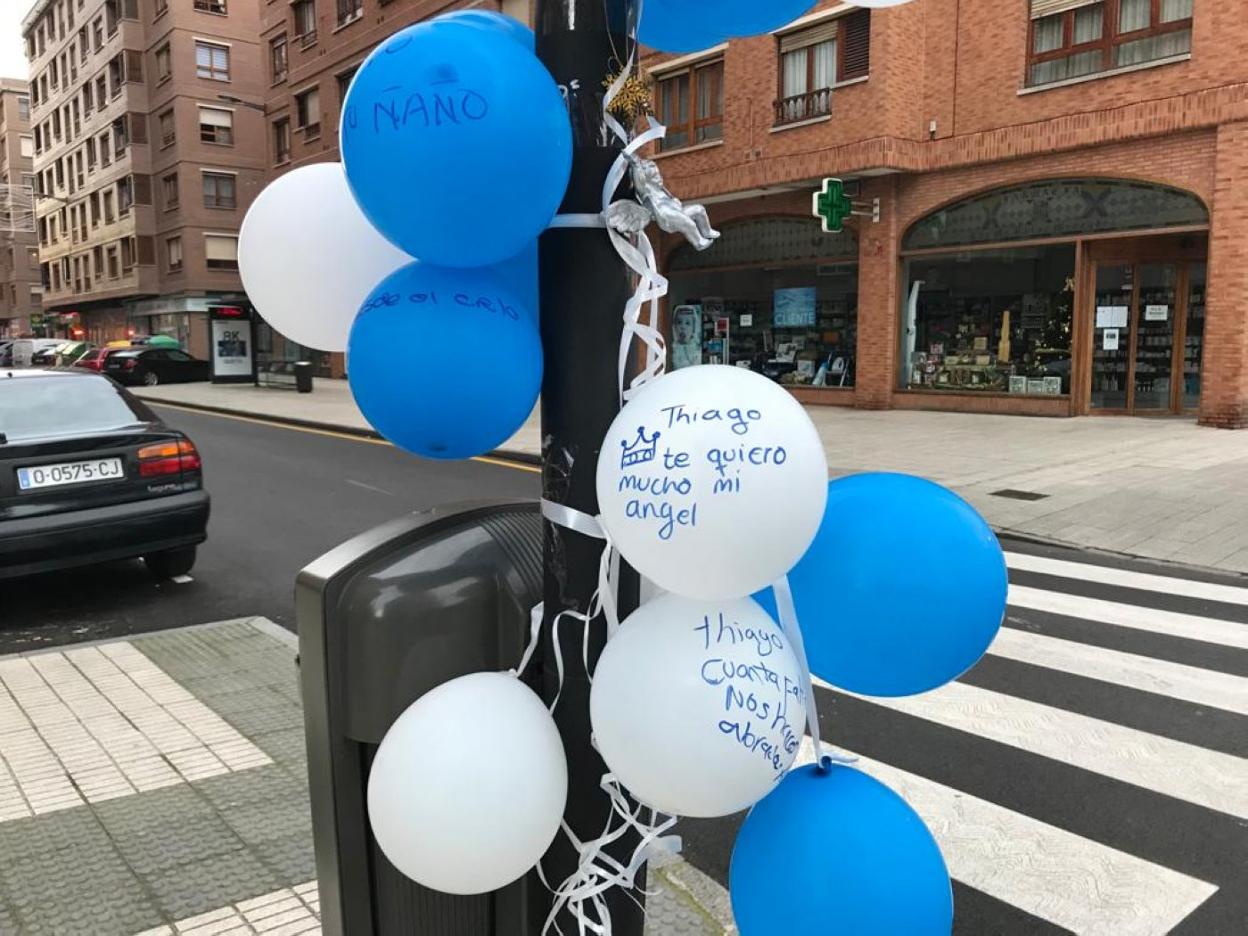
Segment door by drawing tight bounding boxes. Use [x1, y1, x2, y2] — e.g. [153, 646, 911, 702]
[1090, 262, 1189, 414]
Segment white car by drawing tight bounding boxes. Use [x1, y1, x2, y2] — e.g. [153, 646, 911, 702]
[8, 338, 64, 368]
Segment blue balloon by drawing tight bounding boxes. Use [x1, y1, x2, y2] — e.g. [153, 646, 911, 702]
[641, 0, 815, 52]
[341, 21, 571, 267]
[731, 763, 953, 936]
[756, 473, 1006, 697]
[493, 241, 539, 324]
[437, 9, 535, 50]
[347, 263, 542, 460]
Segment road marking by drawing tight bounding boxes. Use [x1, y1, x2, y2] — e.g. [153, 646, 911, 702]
[146, 401, 542, 474]
[1007, 551, 1248, 607]
[345, 479, 394, 496]
[797, 740, 1219, 936]
[170, 574, 194, 584]
[1009, 584, 1248, 650]
[988, 626, 1248, 716]
[824, 679, 1248, 819]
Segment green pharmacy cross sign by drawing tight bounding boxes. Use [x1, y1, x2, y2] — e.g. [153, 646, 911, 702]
[813, 177, 853, 234]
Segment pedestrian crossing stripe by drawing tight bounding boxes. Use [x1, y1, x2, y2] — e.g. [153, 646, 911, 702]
[1005, 551, 1248, 607]
[797, 739, 1219, 936]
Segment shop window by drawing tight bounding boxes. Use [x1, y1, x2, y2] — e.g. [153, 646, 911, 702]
[199, 106, 234, 145]
[272, 117, 291, 165]
[202, 171, 236, 209]
[205, 233, 238, 270]
[195, 41, 230, 81]
[903, 246, 1075, 396]
[1027, 0, 1193, 88]
[667, 218, 859, 389]
[271, 35, 288, 84]
[1183, 262, 1205, 409]
[655, 58, 723, 152]
[904, 179, 1208, 252]
[775, 10, 869, 126]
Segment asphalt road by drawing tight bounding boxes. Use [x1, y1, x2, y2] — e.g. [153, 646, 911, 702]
[0, 404, 539, 650]
[3, 405, 1245, 934]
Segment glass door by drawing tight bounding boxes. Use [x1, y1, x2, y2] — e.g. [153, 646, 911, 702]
[1091, 264, 1133, 410]
[1133, 264, 1178, 411]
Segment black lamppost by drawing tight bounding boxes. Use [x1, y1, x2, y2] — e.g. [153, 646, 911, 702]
[533, 2, 646, 934]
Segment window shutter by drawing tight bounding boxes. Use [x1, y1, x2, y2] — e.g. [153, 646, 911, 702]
[205, 234, 237, 262]
[779, 20, 840, 54]
[136, 235, 155, 265]
[1031, 0, 1101, 18]
[199, 107, 233, 128]
[128, 112, 146, 144]
[840, 10, 870, 81]
[132, 173, 151, 205]
[124, 49, 142, 82]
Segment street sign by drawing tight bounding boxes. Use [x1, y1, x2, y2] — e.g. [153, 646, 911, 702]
[813, 177, 853, 234]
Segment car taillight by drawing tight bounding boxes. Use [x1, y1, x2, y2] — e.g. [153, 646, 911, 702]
[124, 358, 137, 369]
[138, 439, 201, 477]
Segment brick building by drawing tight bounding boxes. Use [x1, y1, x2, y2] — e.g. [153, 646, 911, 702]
[21, 0, 268, 359]
[647, 0, 1247, 428]
[0, 77, 40, 338]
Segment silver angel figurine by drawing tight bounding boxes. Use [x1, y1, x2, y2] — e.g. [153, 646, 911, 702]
[605, 153, 721, 251]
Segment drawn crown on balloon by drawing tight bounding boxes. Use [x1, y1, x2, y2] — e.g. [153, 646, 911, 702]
[620, 427, 660, 469]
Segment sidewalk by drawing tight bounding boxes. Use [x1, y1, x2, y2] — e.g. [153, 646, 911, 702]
[134, 380, 1248, 574]
[0, 618, 735, 935]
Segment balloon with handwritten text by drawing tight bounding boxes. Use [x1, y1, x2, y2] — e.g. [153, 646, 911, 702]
[438, 8, 535, 49]
[596, 366, 828, 600]
[591, 594, 806, 818]
[731, 762, 953, 935]
[340, 19, 571, 267]
[756, 473, 1007, 696]
[640, 0, 816, 53]
[347, 262, 541, 459]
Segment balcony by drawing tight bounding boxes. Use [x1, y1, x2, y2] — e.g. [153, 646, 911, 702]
[773, 88, 833, 127]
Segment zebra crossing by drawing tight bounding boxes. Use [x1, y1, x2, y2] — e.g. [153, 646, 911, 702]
[685, 542, 1248, 935]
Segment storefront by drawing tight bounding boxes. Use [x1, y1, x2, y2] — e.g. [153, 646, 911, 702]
[665, 216, 859, 394]
[900, 178, 1209, 416]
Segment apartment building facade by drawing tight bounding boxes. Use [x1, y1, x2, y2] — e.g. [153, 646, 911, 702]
[646, 0, 1248, 428]
[22, 0, 267, 358]
[0, 78, 40, 338]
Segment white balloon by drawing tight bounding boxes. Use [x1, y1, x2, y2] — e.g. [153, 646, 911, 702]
[238, 163, 411, 352]
[367, 672, 566, 895]
[591, 593, 806, 818]
[596, 365, 828, 600]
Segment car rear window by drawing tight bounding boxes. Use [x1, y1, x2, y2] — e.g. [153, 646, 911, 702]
[0, 375, 152, 443]
[80, 349, 103, 361]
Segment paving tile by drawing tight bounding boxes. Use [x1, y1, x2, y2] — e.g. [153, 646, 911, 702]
[144, 849, 281, 922]
[251, 832, 317, 885]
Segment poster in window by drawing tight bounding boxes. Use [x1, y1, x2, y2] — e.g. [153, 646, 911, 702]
[670, 305, 702, 370]
[1009, 375, 1027, 394]
[1145, 304, 1169, 322]
[1096, 306, 1129, 328]
[773, 287, 817, 328]
[211, 320, 251, 378]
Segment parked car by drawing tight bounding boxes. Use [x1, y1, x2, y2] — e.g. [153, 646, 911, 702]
[104, 347, 211, 386]
[29, 340, 74, 366]
[9, 338, 64, 368]
[53, 341, 95, 367]
[0, 341, 12, 367]
[0, 369, 210, 579]
[74, 347, 127, 372]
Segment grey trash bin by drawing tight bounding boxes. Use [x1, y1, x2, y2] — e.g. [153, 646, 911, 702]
[294, 360, 314, 393]
[297, 500, 546, 936]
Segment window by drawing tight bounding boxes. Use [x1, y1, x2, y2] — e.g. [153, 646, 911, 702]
[166, 235, 182, 271]
[117, 176, 132, 214]
[336, 64, 359, 102]
[195, 41, 230, 81]
[295, 87, 320, 139]
[198, 106, 233, 144]
[204, 233, 238, 270]
[20, 135, 33, 158]
[294, 1, 317, 44]
[107, 245, 119, 278]
[202, 171, 235, 209]
[272, 117, 290, 164]
[102, 189, 114, 223]
[17, 96, 29, 121]
[775, 10, 870, 125]
[156, 43, 170, 82]
[155, 0, 167, 15]
[1027, 0, 1193, 87]
[270, 35, 288, 83]
[655, 59, 723, 152]
[92, 16, 102, 51]
[99, 130, 111, 166]
[337, 0, 363, 27]
[162, 171, 178, 208]
[194, 0, 227, 13]
[158, 108, 175, 146]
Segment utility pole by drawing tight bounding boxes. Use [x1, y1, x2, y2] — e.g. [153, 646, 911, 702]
[534, 1, 645, 934]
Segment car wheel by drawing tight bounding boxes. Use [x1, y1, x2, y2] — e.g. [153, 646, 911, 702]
[142, 369, 159, 386]
[145, 546, 196, 578]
